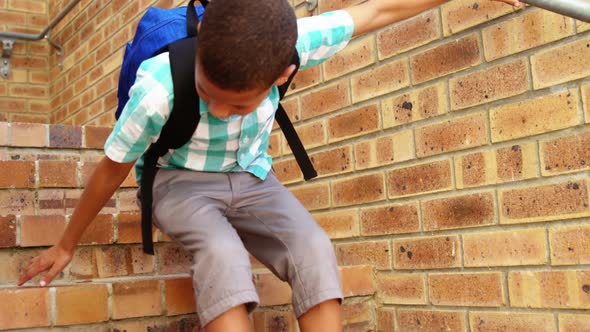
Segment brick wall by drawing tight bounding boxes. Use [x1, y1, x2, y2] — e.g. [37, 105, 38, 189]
[1, 0, 590, 331]
[0, 0, 50, 123]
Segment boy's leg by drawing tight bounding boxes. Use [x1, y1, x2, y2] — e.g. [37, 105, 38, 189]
[151, 169, 259, 329]
[227, 172, 343, 330]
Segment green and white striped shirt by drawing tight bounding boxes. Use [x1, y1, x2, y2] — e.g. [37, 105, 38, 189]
[105, 10, 354, 182]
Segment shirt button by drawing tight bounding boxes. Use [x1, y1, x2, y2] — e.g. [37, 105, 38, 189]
[242, 137, 250, 144]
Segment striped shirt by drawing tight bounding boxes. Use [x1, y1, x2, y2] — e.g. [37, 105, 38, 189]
[105, 10, 354, 182]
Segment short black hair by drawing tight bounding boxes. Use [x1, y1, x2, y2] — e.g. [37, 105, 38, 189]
[197, 0, 298, 91]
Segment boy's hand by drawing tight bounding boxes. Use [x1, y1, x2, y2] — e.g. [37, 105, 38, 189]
[493, 0, 522, 6]
[18, 244, 74, 287]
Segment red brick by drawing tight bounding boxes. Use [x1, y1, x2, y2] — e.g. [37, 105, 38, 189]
[289, 65, 320, 95]
[318, 0, 362, 13]
[483, 10, 574, 61]
[430, 273, 504, 306]
[496, 144, 538, 182]
[342, 301, 374, 330]
[0, 122, 7, 145]
[398, 309, 466, 331]
[450, 59, 529, 110]
[377, 308, 395, 332]
[84, 126, 112, 149]
[341, 265, 375, 297]
[0, 250, 41, 284]
[491, 89, 580, 142]
[336, 240, 391, 270]
[20, 215, 67, 247]
[9, 84, 48, 98]
[463, 229, 547, 267]
[273, 158, 303, 184]
[415, 113, 488, 157]
[0, 288, 50, 330]
[328, 104, 380, 142]
[458, 152, 486, 187]
[394, 235, 460, 270]
[301, 80, 350, 119]
[354, 130, 415, 171]
[509, 270, 590, 309]
[360, 203, 419, 236]
[39, 160, 78, 187]
[423, 192, 496, 230]
[117, 212, 152, 244]
[441, 0, 516, 35]
[0, 215, 16, 248]
[313, 209, 359, 239]
[410, 34, 481, 84]
[253, 310, 297, 332]
[309, 146, 353, 178]
[500, 180, 590, 224]
[165, 278, 196, 316]
[157, 243, 192, 274]
[255, 272, 292, 306]
[470, 311, 554, 332]
[351, 58, 408, 102]
[112, 280, 162, 319]
[376, 273, 426, 304]
[94, 246, 132, 277]
[550, 224, 590, 265]
[55, 285, 108, 325]
[0, 160, 35, 188]
[9, 0, 46, 13]
[282, 120, 327, 154]
[382, 82, 447, 129]
[378, 10, 440, 59]
[387, 159, 452, 198]
[79, 214, 114, 245]
[68, 247, 98, 279]
[333, 173, 385, 207]
[542, 131, 590, 175]
[324, 35, 375, 80]
[531, 36, 590, 89]
[291, 182, 331, 211]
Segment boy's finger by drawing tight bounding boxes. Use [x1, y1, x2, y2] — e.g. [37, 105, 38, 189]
[40, 263, 61, 287]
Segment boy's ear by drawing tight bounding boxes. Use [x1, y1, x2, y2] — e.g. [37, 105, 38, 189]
[273, 64, 297, 86]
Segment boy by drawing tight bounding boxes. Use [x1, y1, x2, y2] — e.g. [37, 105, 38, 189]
[18, 0, 519, 331]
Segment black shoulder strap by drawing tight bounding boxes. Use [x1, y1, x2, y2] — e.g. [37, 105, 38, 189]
[275, 51, 317, 180]
[140, 36, 200, 255]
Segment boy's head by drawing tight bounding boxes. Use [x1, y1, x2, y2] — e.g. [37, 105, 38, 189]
[195, 0, 298, 118]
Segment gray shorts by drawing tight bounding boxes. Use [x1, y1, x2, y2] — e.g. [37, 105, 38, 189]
[151, 169, 342, 326]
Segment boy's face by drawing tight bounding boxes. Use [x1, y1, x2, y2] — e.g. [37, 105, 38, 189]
[195, 61, 272, 119]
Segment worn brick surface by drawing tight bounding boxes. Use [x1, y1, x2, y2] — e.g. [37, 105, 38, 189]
[253, 310, 297, 332]
[441, 0, 516, 35]
[313, 209, 359, 239]
[387, 159, 452, 198]
[470, 311, 555, 332]
[341, 265, 376, 297]
[0, 190, 35, 215]
[83, 126, 111, 149]
[531, 36, 590, 89]
[542, 131, 590, 175]
[55, 285, 109, 325]
[341, 301, 374, 331]
[38, 160, 78, 187]
[550, 224, 590, 265]
[157, 243, 192, 274]
[463, 228, 547, 267]
[165, 278, 196, 316]
[10, 122, 47, 147]
[0, 160, 35, 188]
[491, 89, 580, 142]
[382, 82, 447, 129]
[415, 113, 488, 157]
[509, 270, 590, 309]
[360, 202, 420, 236]
[354, 130, 414, 171]
[378, 10, 440, 59]
[500, 180, 590, 224]
[0, 288, 50, 330]
[333, 172, 385, 207]
[78, 214, 114, 245]
[430, 273, 504, 306]
[291, 182, 331, 211]
[398, 309, 466, 332]
[410, 34, 481, 84]
[309, 145, 353, 177]
[328, 104, 380, 142]
[112, 280, 162, 319]
[50, 124, 82, 148]
[351, 58, 408, 102]
[282, 120, 326, 154]
[336, 240, 392, 270]
[324, 35, 375, 80]
[483, 9, 574, 61]
[376, 273, 426, 304]
[377, 308, 395, 332]
[394, 235, 460, 270]
[301, 80, 350, 119]
[450, 58, 529, 110]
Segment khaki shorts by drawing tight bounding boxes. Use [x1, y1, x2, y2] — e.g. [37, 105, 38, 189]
[151, 169, 342, 326]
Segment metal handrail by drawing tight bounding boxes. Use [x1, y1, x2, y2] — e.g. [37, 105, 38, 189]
[523, 0, 590, 23]
[0, 0, 82, 78]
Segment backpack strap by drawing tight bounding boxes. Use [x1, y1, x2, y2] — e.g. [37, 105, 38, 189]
[186, 0, 208, 37]
[276, 51, 318, 180]
[140, 36, 200, 255]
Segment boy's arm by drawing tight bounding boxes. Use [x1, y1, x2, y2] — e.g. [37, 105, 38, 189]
[345, 0, 521, 38]
[18, 156, 135, 286]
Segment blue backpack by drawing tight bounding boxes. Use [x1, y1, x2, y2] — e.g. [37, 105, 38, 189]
[115, 0, 317, 255]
